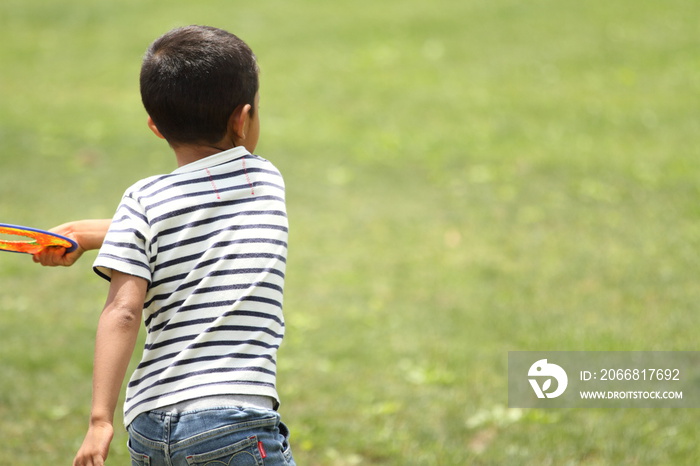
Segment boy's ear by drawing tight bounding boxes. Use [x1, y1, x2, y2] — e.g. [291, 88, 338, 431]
[230, 103, 252, 145]
[147, 116, 166, 139]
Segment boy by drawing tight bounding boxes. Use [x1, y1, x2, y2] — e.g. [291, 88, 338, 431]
[34, 25, 295, 466]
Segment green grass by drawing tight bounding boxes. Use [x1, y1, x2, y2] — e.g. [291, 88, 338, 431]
[1, 0, 699, 464]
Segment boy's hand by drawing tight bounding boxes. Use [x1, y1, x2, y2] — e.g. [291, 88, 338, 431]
[32, 244, 85, 267]
[73, 421, 114, 466]
[31, 219, 111, 267]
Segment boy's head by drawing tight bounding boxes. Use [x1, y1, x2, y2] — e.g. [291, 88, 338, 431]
[140, 25, 259, 148]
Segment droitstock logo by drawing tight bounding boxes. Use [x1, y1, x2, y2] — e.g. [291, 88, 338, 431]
[528, 359, 568, 399]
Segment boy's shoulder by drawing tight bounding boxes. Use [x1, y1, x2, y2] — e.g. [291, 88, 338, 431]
[121, 172, 173, 200]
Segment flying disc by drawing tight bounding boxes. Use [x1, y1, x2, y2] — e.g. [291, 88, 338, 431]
[0, 223, 78, 255]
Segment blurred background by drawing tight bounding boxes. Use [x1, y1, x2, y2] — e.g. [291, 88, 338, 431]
[1, 0, 698, 464]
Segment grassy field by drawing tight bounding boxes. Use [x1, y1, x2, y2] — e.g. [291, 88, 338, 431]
[1, 0, 699, 464]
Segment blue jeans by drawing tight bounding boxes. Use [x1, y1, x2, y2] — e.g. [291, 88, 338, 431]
[126, 407, 295, 466]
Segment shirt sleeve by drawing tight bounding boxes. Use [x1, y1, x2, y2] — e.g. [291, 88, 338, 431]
[93, 192, 152, 283]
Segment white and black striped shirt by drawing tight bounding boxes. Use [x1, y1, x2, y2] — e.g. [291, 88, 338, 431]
[93, 147, 288, 427]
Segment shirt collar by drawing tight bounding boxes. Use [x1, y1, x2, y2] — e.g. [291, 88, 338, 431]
[170, 146, 251, 175]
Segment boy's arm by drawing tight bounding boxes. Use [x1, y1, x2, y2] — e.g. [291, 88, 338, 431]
[33, 219, 111, 267]
[73, 270, 147, 466]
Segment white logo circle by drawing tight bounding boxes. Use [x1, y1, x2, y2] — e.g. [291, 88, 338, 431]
[528, 359, 568, 399]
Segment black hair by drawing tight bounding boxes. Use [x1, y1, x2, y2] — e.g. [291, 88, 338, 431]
[140, 25, 259, 145]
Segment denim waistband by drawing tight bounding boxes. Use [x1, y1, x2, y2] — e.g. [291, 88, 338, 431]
[157, 395, 274, 414]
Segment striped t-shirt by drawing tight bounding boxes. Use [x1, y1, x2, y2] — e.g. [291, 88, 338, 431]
[93, 146, 288, 427]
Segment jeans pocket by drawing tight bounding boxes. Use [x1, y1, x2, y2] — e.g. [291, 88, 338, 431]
[185, 435, 263, 466]
[282, 444, 294, 465]
[127, 441, 151, 466]
[279, 422, 295, 465]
